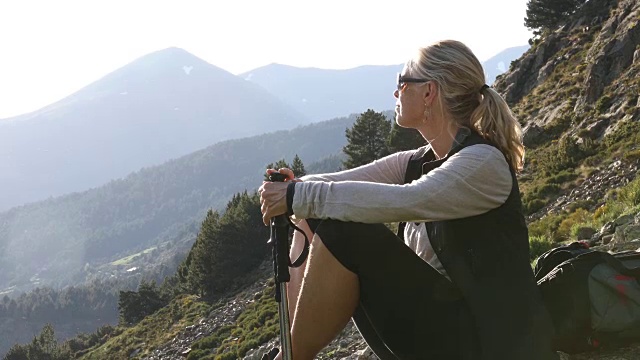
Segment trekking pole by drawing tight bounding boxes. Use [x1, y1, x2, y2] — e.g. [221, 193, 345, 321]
[268, 172, 294, 360]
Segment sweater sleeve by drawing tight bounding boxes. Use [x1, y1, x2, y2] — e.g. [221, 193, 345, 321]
[292, 144, 512, 223]
[299, 149, 416, 184]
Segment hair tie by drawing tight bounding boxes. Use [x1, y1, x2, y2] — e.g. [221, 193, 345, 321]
[480, 84, 490, 93]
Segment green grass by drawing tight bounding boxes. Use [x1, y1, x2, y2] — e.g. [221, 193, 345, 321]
[528, 176, 640, 250]
[187, 283, 278, 360]
[79, 294, 213, 359]
[110, 246, 157, 266]
[77, 281, 280, 360]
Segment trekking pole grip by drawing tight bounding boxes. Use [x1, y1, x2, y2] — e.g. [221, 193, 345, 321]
[269, 173, 291, 287]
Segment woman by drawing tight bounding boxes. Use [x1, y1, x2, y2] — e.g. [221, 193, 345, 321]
[259, 40, 557, 360]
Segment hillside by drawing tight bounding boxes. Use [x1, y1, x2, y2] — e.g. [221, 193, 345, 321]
[494, 0, 640, 218]
[0, 114, 359, 297]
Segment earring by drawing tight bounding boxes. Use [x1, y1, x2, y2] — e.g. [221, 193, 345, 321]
[424, 104, 431, 121]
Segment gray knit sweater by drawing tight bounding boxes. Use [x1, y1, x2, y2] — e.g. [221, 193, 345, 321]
[293, 144, 512, 276]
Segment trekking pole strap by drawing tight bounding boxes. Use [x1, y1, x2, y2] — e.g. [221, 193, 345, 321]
[288, 218, 310, 268]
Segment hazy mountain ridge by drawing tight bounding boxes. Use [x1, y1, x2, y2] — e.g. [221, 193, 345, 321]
[0, 47, 306, 212]
[241, 46, 529, 122]
[241, 64, 402, 122]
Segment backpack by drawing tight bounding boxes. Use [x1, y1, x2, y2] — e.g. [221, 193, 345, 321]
[535, 242, 640, 353]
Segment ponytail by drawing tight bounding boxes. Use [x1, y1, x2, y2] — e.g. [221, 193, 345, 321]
[471, 87, 525, 172]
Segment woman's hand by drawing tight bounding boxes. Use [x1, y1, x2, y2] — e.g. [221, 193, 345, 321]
[259, 168, 301, 225]
[266, 168, 296, 181]
[259, 181, 289, 225]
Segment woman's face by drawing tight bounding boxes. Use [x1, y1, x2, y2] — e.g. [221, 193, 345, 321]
[394, 67, 428, 130]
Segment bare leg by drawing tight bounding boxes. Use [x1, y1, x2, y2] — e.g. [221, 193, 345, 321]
[276, 233, 359, 360]
[287, 220, 314, 321]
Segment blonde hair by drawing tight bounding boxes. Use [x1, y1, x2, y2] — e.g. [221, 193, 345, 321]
[406, 40, 525, 172]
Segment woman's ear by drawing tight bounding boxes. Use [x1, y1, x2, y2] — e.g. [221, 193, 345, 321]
[423, 81, 437, 106]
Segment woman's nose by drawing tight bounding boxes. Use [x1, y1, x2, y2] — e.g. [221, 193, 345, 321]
[393, 89, 399, 99]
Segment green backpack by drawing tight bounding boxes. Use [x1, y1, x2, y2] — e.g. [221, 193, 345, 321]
[535, 242, 640, 353]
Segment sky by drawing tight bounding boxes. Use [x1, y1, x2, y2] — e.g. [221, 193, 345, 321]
[0, 0, 533, 119]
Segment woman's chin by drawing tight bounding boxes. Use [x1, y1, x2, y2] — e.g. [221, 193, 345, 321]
[395, 115, 412, 128]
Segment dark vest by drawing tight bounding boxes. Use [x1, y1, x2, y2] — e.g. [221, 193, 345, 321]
[399, 130, 558, 360]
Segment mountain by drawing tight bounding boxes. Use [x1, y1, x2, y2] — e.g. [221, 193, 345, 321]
[240, 63, 403, 123]
[240, 46, 529, 122]
[0, 113, 360, 296]
[0, 47, 305, 212]
[482, 45, 530, 84]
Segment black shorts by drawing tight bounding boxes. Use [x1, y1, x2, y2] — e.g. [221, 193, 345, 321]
[306, 219, 479, 360]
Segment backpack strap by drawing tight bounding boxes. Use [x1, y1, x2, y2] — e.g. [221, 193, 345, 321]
[396, 146, 431, 238]
[601, 252, 640, 278]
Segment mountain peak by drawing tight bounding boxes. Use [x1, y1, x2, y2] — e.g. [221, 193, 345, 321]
[129, 46, 213, 71]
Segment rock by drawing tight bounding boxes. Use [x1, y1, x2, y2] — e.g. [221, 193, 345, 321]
[610, 239, 640, 252]
[580, 0, 640, 105]
[615, 214, 634, 226]
[602, 234, 614, 245]
[601, 222, 616, 236]
[624, 225, 640, 242]
[523, 123, 545, 147]
[355, 347, 378, 359]
[613, 224, 629, 243]
[584, 118, 610, 139]
[576, 227, 597, 240]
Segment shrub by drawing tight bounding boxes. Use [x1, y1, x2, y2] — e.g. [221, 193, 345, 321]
[187, 349, 211, 360]
[529, 213, 565, 241]
[530, 235, 555, 261]
[523, 198, 548, 215]
[618, 177, 640, 208]
[546, 170, 578, 184]
[596, 94, 612, 114]
[557, 208, 591, 241]
[566, 199, 596, 213]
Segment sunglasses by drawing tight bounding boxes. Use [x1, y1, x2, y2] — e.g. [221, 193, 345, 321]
[397, 73, 430, 92]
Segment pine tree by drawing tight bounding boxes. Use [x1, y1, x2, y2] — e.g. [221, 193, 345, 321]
[264, 159, 290, 180]
[35, 323, 57, 355]
[3, 344, 28, 360]
[186, 209, 221, 297]
[291, 154, 307, 177]
[205, 192, 268, 295]
[5, 324, 73, 360]
[525, 0, 587, 35]
[387, 121, 426, 153]
[118, 280, 167, 325]
[180, 192, 269, 299]
[343, 109, 391, 169]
